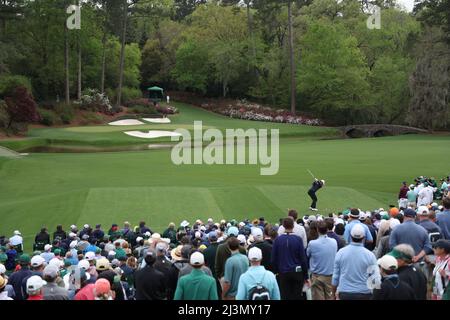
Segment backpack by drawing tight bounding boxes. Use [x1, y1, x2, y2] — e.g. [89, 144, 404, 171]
[248, 272, 270, 300]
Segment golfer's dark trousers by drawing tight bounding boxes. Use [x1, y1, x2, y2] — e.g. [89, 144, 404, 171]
[338, 292, 372, 300]
[278, 271, 305, 300]
[308, 189, 317, 208]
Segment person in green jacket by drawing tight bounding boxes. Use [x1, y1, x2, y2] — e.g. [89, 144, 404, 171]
[174, 251, 218, 300]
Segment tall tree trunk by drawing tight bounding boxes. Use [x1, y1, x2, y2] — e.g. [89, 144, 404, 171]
[288, 1, 296, 115]
[246, 1, 258, 77]
[116, 0, 128, 108]
[77, 34, 82, 100]
[64, 24, 70, 105]
[100, 31, 107, 93]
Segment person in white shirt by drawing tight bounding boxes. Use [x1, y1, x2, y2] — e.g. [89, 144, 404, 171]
[277, 209, 307, 248]
[417, 183, 434, 207]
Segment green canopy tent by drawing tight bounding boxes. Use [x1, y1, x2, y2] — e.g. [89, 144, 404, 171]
[147, 86, 164, 104]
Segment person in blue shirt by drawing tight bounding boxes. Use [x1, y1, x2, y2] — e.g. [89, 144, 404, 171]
[389, 209, 432, 262]
[343, 208, 374, 245]
[437, 197, 450, 240]
[271, 217, 309, 300]
[222, 237, 249, 300]
[236, 247, 280, 300]
[332, 224, 380, 300]
[307, 221, 337, 300]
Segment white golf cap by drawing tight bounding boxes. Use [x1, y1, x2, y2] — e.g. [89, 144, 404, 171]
[350, 224, 365, 239]
[0, 264, 6, 274]
[207, 218, 213, 223]
[195, 231, 201, 239]
[70, 225, 77, 230]
[31, 255, 46, 268]
[26, 276, 46, 293]
[13, 230, 21, 235]
[321, 180, 325, 185]
[251, 227, 263, 240]
[69, 240, 78, 249]
[431, 202, 438, 207]
[85, 252, 95, 261]
[78, 259, 90, 270]
[44, 244, 52, 251]
[200, 226, 206, 231]
[49, 258, 63, 269]
[136, 236, 143, 243]
[83, 224, 89, 229]
[144, 231, 151, 237]
[417, 206, 429, 215]
[43, 264, 59, 278]
[389, 218, 400, 230]
[180, 220, 189, 227]
[378, 255, 398, 271]
[69, 232, 77, 238]
[190, 252, 204, 265]
[248, 247, 262, 261]
[238, 222, 245, 227]
[108, 250, 116, 256]
[237, 234, 246, 245]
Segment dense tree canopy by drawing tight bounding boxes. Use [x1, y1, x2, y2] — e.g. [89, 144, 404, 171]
[0, 0, 448, 128]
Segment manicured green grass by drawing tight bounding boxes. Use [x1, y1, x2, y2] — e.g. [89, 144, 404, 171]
[1, 133, 450, 250]
[0, 102, 449, 250]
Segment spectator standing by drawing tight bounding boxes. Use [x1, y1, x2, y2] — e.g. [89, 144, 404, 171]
[343, 209, 373, 245]
[73, 269, 95, 300]
[389, 244, 427, 300]
[332, 224, 379, 300]
[431, 239, 450, 300]
[389, 209, 432, 263]
[174, 252, 218, 300]
[9, 230, 23, 254]
[372, 255, 415, 300]
[42, 265, 69, 300]
[236, 247, 280, 300]
[406, 184, 417, 208]
[34, 228, 50, 251]
[203, 232, 219, 278]
[92, 224, 104, 241]
[162, 223, 177, 245]
[214, 227, 246, 279]
[248, 228, 273, 272]
[8, 254, 33, 300]
[221, 237, 249, 300]
[325, 218, 345, 250]
[417, 182, 434, 207]
[437, 197, 450, 240]
[398, 182, 409, 209]
[306, 221, 337, 300]
[277, 209, 307, 248]
[26, 276, 46, 300]
[0, 275, 12, 300]
[53, 225, 67, 241]
[134, 250, 166, 300]
[271, 217, 309, 300]
[40, 244, 55, 264]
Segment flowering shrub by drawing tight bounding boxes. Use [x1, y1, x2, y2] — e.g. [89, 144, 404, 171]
[156, 104, 178, 115]
[75, 89, 113, 114]
[200, 99, 323, 126]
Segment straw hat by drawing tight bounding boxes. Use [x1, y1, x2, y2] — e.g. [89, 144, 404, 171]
[170, 245, 183, 261]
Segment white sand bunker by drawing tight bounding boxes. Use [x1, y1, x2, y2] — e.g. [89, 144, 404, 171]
[109, 119, 145, 126]
[124, 130, 182, 139]
[143, 118, 171, 124]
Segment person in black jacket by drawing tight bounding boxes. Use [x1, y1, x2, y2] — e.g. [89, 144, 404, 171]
[373, 254, 416, 300]
[134, 250, 166, 300]
[34, 228, 50, 251]
[308, 178, 325, 211]
[53, 225, 67, 241]
[389, 244, 428, 300]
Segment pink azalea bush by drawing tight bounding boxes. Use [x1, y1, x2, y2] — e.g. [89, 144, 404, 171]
[200, 100, 323, 126]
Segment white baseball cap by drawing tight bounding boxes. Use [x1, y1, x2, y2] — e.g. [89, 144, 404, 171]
[85, 252, 95, 261]
[69, 240, 78, 249]
[0, 264, 6, 274]
[70, 225, 77, 230]
[78, 259, 90, 270]
[83, 224, 89, 229]
[378, 255, 398, 271]
[248, 247, 262, 261]
[136, 236, 143, 243]
[26, 276, 46, 293]
[49, 258, 64, 269]
[180, 220, 190, 228]
[69, 232, 77, 238]
[190, 252, 204, 266]
[195, 231, 201, 239]
[13, 230, 21, 235]
[108, 251, 116, 256]
[417, 206, 429, 215]
[350, 224, 365, 239]
[389, 218, 400, 230]
[237, 234, 246, 245]
[251, 227, 263, 240]
[31, 255, 46, 268]
[44, 244, 52, 251]
[238, 222, 245, 228]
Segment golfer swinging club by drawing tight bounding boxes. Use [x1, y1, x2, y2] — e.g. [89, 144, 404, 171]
[307, 169, 325, 211]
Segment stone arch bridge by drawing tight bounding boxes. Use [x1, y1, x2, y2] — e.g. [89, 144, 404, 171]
[340, 124, 429, 138]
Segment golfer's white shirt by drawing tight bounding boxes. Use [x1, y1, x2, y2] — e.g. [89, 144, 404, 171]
[417, 186, 434, 206]
[277, 223, 308, 248]
[9, 235, 23, 246]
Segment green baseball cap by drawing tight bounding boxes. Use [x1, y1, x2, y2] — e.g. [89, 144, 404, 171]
[0, 253, 7, 263]
[54, 249, 61, 255]
[19, 254, 31, 264]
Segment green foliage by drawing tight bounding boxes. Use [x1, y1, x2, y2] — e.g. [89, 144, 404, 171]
[121, 87, 143, 103]
[297, 20, 370, 122]
[0, 100, 9, 130]
[172, 39, 209, 93]
[54, 103, 75, 124]
[38, 109, 61, 126]
[0, 75, 32, 98]
[79, 112, 105, 126]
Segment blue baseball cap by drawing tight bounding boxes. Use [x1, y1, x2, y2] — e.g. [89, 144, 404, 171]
[227, 227, 239, 237]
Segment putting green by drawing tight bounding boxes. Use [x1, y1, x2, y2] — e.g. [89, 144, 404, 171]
[0, 101, 449, 251]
